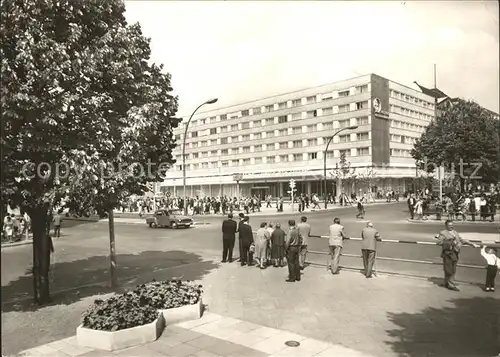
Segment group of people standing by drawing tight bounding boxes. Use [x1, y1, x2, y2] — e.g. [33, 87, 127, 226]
[221, 213, 311, 282]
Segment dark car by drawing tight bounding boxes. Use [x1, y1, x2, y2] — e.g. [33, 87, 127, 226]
[146, 209, 194, 229]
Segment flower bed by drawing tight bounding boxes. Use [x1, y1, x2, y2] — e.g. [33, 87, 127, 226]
[77, 293, 163, 351]
[131, 280, 203, 324]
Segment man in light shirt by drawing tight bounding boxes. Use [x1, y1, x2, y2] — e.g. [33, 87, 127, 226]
[361, 221, 381, 278]
[297, 216, 311, 270]
[328, 217, 348, 275]
[53, 211, 62, 238]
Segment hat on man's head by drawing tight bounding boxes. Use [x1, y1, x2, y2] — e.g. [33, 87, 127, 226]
[244, 216, 250, 222]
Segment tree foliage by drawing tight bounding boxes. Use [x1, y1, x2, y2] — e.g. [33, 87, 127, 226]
[1, 0, 179, 303]
[328, 151, 357, 184]
[411, 99, 500, 184]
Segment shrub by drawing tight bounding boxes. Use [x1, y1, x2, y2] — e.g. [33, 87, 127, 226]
[81, 292, 159, 331]
[131, 279, 203, 310]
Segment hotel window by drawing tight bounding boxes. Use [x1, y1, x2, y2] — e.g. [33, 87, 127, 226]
[242, 122, 250, 129]
[200, 119, 206, 125]
[242, 158, 250, 165]
[307, 110, 317, 118]
[210, 150, 217, 156]
[221, 126, 228, 133]
[292, 99, 302, 107]
[220, 138, 228, 144]
[356, 132, 369, 141]
[221, 160, 229, 167]
[292, 112, 302, 120]
[356, 116, 369, 126]
[322, 107, 333, 115]
[278, 129, 287, 136]
[210, 128, 217, 135]
[253, 120, 261, 127]
[338, 104, 349, 113]
[293, 153, 303, 161]
[339, 134, 350, 143]
[338, 119, 350, 128]
[306, 96, 316, 104]
[267, 156, 276, 164]
[253, 107, 261, 115]
[232, 160, 239, 166]
[201, 152, 208, 158]
[242, 134, 250, 141]
[338, 90, 350, 97]
[339, 149, 351, 157]
[230, 136, 238, 143]
[356, 85, 368, 94]
[202, 162, 209, 169]
[293, 140, 303, 148]
[280, 155, 289, 162]
[308, 152, 318, 160]
[209, 116, 216, 122]
[356, 101, 368, 110]
[254, 145, 262, 152]
[321, 93, 333, 101]
[192, 153, 198, 159]
[241, 109, 249, 117]
[177, 165, 182, 171]
[211, 161, 218, 168]
[307, 124, 317, 132]
[278, 102, 287, 109]
[192, 131, 198, 138]
[221, 149, 228, 155]
[308, 138, 318, 146]
[254, 157, 262, 165]
[265, 104, 274, 112]
[220, 114, 227, 121]
[200, 141, 207, 147]
[231, 124, 238, 131]
[325, 151, 334, 159]
[278, 115, 288, 124]
[357, 147, 369, 156]
[279, 142, 288, 149]
[293, 127, 302, 135]
[323, 122, 333, 130]
[391, 134, 401, 142]
[254, 133, 262, 140]
[266, 131, 274, 138]
[265, 118, 274, 125]
[243, 146, 250, 153]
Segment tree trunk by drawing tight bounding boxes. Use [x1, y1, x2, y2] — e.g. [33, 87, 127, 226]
[30, 207, 51, 304]
[108, 209, 118, 288]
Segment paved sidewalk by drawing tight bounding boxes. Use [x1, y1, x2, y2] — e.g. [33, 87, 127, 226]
[18, 312, 373, 357]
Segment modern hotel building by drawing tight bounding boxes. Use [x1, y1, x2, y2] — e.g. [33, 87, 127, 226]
[161, 73, 437, 198]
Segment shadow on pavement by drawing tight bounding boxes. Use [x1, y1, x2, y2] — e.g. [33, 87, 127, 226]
[386, 297, 500, 357]
[1, 250, 218, 313]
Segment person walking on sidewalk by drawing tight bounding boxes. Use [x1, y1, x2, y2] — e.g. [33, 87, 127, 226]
[480, 245, 499, 292]
[407, 194, 416, 220]
[221, 213, 237, 263]
[328, 217, 348, 275]
[361, 221, 381, 278]
[297, 216, 311, 270]
[239, 216, 254, 266]
[53, 211, 62, 238]
[356, 197, 365, 219]
[434, 220, 478, 291]
[285, 219, 303, 282]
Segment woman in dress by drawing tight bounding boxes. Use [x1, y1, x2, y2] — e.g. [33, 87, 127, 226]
[271, 222, 286, 267]
[254, 222, 271, 269]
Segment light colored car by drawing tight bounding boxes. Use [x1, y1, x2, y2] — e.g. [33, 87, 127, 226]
[146, 209, 194, 229]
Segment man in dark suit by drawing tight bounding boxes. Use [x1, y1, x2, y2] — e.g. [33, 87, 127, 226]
[407, 194, 416, 219]
[237, 213, 245, 262]
[221, 213, 237, 263]
[238, 216, 254, 266]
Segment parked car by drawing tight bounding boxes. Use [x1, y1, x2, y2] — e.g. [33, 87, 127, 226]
[146, 209, 193, 229]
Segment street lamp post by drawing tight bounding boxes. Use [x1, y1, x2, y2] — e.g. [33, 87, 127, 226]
[183, 98, 218, 215]
[323, 125, 358, 209]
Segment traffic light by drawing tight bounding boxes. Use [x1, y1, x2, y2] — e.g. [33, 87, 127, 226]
[289, 179, 296, 189]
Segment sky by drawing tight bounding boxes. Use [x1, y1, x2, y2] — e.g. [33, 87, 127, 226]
[124, 1, 499, 116]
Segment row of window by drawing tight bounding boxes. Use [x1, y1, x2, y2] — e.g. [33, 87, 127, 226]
[390, 90, 435, 110]
[185, 102, 370, 139]
[390, 149, 413, 157]
[189, 85, 370, 127]
[178, 133, 371, 161]
[176, 147, 370, 171]
[390, 134, 417, 145]
[390, 120, 425, 133]
[390, 105, 433, 121]
[177, 116, 370, 144]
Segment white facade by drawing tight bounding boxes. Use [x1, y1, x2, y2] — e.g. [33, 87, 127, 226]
[162, 74, 436, 197]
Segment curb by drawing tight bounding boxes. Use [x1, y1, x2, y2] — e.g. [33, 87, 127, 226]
[407, 218, 500, 225]
[1, 240, 32, 248]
